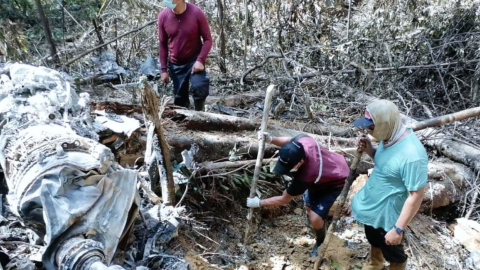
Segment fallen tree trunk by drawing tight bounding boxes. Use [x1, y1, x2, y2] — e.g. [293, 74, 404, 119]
[205, 93, 263, 107]
[165, 131, 279, 162]
[411, 107, 480, 131]
[427, 135, 480, 172]
[422, 160, 473, 211]
[404, 115, 480, 172]
[167, 109, 353, 137]
[197, 159, 274, 174]
[165, 130, 354, 163]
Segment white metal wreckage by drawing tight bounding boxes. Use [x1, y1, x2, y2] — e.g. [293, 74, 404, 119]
[0, 64, 140, 270]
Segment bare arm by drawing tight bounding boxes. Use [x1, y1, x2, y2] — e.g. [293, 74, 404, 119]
[385, 186, 426, 245]
[260, 190, 294, 207]
[395, 186, 426, 229]
[271, 137, 291, 147]
[365, 146, 376, 159]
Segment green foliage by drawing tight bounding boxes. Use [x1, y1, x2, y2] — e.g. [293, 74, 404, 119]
[0, 0, 102, 59]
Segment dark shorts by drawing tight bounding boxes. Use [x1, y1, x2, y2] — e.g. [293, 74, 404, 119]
[303, 188, 342, 218]
[364, 225, 408, 263]
[169, 59, 210, 108]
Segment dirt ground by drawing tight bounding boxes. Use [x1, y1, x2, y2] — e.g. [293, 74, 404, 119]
[173, 206, 370, 270]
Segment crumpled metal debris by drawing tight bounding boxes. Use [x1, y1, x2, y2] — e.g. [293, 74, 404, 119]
[140, 205, 188, 270]
[180, 143, 199, 170]
[0, 64, 139, 270]
[5, 258, 35, 270]
[466, 252, 480, 270]
[91, 52, 126, 76]
[139, 56, 160, 77]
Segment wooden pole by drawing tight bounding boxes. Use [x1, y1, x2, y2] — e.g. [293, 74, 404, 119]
[140, 78, 176, 206]
[244, 85, 275, 244]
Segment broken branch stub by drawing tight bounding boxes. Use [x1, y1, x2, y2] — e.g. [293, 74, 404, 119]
[244, 85, 275, 244]
[140, 79, 176, 206]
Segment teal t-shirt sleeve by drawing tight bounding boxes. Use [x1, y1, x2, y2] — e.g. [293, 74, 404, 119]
[401, 159, 428, 191]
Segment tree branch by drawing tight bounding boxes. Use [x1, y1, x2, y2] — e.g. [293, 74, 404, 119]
[64, 19, 156, 66]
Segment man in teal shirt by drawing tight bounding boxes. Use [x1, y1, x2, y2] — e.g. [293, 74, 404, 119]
[352, 100, 428, 270]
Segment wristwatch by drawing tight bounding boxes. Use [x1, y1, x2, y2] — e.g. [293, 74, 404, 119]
[393, 225, 404, 234]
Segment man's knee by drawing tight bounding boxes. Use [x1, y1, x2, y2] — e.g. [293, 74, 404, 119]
[191, 72, 210, 99]
[307, 208, 324, 230]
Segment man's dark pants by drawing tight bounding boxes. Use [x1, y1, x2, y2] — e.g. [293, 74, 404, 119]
[169, 58, 209, 110]
[364, 225, 408, 263]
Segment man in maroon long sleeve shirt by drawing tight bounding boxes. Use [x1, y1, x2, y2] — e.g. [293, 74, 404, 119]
[158, 0, 213, 111]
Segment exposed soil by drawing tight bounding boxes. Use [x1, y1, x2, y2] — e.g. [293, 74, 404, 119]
[166, 202, 370, 270]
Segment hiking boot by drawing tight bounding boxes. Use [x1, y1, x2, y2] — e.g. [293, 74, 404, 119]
[194, 99, 206, 112]
[362, 246, 385, 270]
[389, 261, 406, 270]
[309, 226, 326, 257]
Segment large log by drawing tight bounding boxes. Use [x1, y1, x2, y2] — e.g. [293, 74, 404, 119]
[422, 160, 474, 211]
[406, 117, 480, 172]
[165, 130, 355, 164]
[167, 109, 353, 137]
[165, 131, 279, 162]
[92, 93, 263, 115]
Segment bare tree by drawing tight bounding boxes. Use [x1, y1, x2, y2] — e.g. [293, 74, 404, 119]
[34, 0, 60, 63]
[243, 0, 248, 69]
[217, 0, 227, 73]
